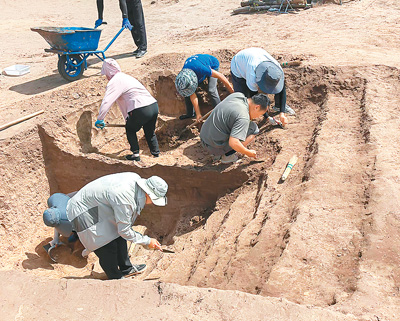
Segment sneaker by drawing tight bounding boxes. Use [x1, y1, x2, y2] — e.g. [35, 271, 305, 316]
[125, 154, 141, 161]
[272, 104, 296, 116]
[179, 113, 195, 120]
[135, 50, 147, 59]
[123, 264, 147, 278]
[221, 153, 238, 164]
[132, 48, 140, 56]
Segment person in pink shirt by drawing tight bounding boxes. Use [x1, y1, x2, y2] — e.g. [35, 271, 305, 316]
[95, 59, 160, 161]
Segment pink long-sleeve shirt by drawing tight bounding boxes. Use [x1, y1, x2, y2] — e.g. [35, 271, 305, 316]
[97, 72, 157, 121]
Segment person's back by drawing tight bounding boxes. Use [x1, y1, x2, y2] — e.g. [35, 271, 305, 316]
[200, 92, 250, 149]
[67, 172, 142, 252]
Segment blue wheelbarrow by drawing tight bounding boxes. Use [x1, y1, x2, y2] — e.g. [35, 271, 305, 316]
[31, 26, 125, 81]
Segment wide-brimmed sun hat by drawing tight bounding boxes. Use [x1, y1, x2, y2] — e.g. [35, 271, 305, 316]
[255, 61, 284, 95]
[175, 68, 198, 97]
[137, 176, 168, 206]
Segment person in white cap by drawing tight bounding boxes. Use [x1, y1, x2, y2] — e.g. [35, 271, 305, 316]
[230, 48, 293, 127]
[95, 58, 160, 161]
[66, 172, 168, 280]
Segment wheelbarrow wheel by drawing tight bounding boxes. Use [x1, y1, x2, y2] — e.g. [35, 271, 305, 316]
[58, 54, 84, 81]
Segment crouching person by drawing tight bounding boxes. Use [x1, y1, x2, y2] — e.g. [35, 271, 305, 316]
[66, 172, 168, 280]
[43, 193, 78, 247]
[200, 93, 270, 163]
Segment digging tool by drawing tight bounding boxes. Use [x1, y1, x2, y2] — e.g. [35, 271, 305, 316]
[161, 249, 175, 254]
[176, 109, 213, 139]
[144, 277, 161, 281]
[280, 155, 298, 182]
[43, 242, 67, 262]
[105, 123, 125, 128]
[0, 110, 44, 131]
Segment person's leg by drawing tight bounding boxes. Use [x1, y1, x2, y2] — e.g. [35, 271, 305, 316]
[223, 122, 259, 157]
[179, 96, 195, 119]
[127, 0, 147, 52]
[115, 236, 133, 274]
[207, 77, 221, 107]
[125, 111, 143, 157]
[230, 72, 257, 98]
[141, 103, 160, 157]
[94, 239, 123, 280]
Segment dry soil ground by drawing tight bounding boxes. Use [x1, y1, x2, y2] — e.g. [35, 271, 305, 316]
[1, 0, 400, 320]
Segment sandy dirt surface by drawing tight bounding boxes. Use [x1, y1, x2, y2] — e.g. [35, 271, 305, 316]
[1, 0, 400, 320]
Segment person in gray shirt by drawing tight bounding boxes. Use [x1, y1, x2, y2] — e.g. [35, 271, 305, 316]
[200, 92, 270, 163]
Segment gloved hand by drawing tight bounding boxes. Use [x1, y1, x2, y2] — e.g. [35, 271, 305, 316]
[94, 19, 103, 29]
[95, 119, 105, 129]
[122, 18, 133, 30]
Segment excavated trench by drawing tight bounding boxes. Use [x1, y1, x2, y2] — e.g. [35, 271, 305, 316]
[0, 57, 376, 308]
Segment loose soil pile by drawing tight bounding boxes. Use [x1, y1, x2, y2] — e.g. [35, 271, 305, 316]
[1, 0, 400, 320]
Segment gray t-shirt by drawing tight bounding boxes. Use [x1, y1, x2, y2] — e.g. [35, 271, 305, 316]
[200, 93, 250, 149]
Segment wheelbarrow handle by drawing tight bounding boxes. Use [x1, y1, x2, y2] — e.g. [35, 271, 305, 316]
[103, 27, 126, 52]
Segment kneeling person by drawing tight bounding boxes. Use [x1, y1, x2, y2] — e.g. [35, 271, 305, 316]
[200, 93, 270, 163]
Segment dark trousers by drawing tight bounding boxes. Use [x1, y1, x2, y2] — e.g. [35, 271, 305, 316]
[231, 72, 258, 98]
[94, 236, 133, 280]
[231, 71, 287, 113]
[184, 77, 221, 116]
[126, 102, 160, 156]
[127, 0, 147, 51]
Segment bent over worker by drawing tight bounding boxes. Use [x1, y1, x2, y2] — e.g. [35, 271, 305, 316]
[95, 0, 148, 58]
[175, 54, 234, 121]
[95, 58, 160, 161]
[67, 172, 168, 280]
[230, 47, 291, 126]
[200, 92, 270, 164]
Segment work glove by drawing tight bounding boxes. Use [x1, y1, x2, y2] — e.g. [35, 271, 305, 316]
[94, 19, 103, 29]
[95, 119, 105, 129]
[122, 18, 133, 30]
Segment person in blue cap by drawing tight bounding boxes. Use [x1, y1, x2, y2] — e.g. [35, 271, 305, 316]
[43, 193, 78, 248]
[95, 0, 148, 58]
[230, 48, 295, 127]
[175, 54, 234, 121]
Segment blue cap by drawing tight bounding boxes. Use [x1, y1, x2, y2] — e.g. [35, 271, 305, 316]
[255, 62, 284, 94]
[43, 207, 61, 227]
[43, 207, 73, 237]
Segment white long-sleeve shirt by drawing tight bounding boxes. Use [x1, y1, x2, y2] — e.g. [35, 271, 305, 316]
[230, 47, 282, 92]
[97, 72, 157, 121]
[66, 172, 151, 252]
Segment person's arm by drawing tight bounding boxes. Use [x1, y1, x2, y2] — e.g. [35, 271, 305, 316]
[190, 93, 202, 121]
[228, 136, 256, 158]
[49, 229, 60, 247]
[96, 0, 104, 19]
[113, 204, 152, 245]
[97, 81, 122, 120]
[211, 70, 234, 93]
[119, 0, 128, 18]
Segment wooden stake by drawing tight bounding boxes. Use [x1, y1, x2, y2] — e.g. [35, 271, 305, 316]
[281, 155, 298, 181]
[0, 110, 44, 131]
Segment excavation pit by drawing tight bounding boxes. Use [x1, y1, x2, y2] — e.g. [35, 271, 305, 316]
[0, 59, 370, 309]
